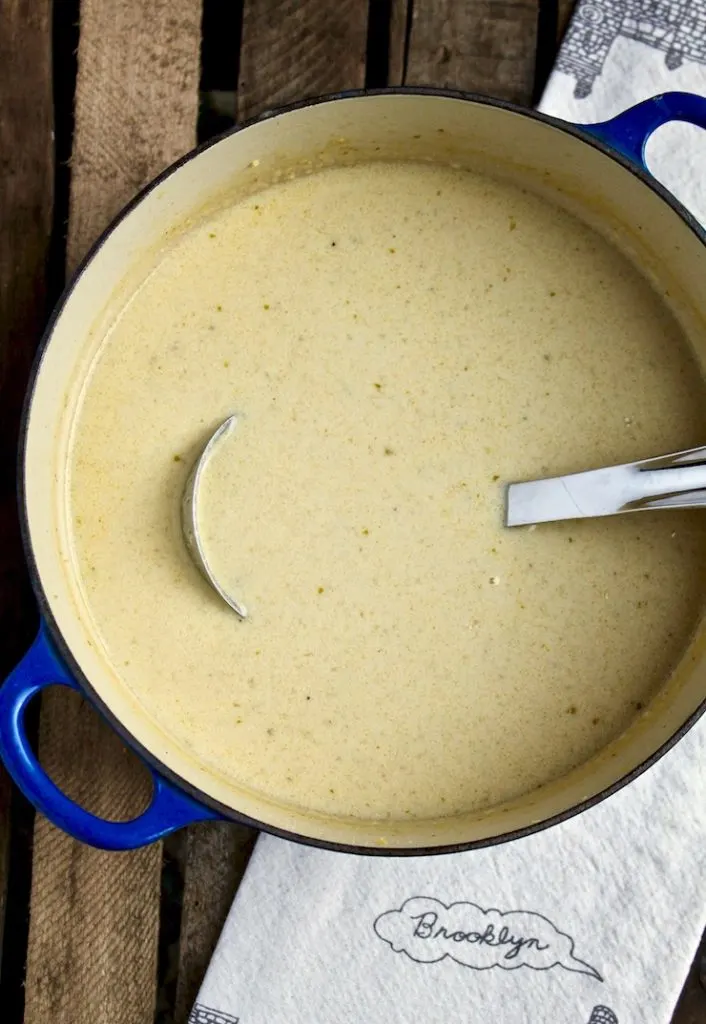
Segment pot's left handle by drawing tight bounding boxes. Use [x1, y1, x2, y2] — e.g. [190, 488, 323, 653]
[0, 624, 220, 850]
[579, 90, 706, 171]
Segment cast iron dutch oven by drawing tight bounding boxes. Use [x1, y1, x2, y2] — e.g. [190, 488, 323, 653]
[1, 90, 705, 852]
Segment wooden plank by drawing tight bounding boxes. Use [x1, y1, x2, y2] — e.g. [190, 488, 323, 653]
[65, 0, 204, 273]
[23, 3, 202, 1023]
[405, 0, 540, 105]
[0, 0, 54, 966]
[237, 0, 369, 122]
[173, 824, 256, 1024]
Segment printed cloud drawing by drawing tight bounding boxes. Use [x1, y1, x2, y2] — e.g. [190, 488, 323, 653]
[374, 896, 602, 980]
[557, 0, 706, 98]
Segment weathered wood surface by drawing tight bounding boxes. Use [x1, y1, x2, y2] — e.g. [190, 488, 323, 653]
[64, 0, 203, 272]
[0, 0, 54, 965]
[23, 3, 201, 1023]
[405, 0, 540, 103]
[174, 824, 257, 1023]
[237, 0, 369, 122]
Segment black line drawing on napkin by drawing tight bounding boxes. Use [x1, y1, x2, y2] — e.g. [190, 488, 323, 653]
[588, 1007, 619, 1024]
[374, 897, 602, 979]
[556, 0, 706, 98]
[188, 1006, 239, 1024]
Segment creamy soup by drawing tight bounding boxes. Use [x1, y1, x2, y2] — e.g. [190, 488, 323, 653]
[68, 161, 706, 822]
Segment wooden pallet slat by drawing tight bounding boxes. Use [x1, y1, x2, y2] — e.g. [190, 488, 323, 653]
[23, 2, 202, 1023]
[65, 0, 205, 271]
[0, 0, 54, 967]
[405, 0, 540, 104]
[173, 823, 257, 1024]
[237, 0, 369, 122]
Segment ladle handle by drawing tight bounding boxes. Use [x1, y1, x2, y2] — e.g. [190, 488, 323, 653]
[0, 624, 220, 850]
[580, 91, 706, 172]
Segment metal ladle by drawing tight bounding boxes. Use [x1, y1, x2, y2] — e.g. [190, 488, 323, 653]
[506, 444, 706, 527]
[184, 427, 706, 610]
[181, 415, 248, 618]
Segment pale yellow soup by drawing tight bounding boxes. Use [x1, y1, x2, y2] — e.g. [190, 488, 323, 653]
[68, 161, 706, 822]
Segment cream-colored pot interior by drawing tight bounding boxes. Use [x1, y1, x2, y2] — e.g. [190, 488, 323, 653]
[24, 93, 706, 851]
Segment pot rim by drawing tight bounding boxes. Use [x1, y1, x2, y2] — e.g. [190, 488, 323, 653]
[18, 86, 706, 855]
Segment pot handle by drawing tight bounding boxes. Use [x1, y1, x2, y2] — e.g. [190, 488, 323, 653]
[0, 624, 220, 850]
[579, 91, 706, 170]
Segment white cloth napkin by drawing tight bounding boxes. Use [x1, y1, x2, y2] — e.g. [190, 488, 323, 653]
[189, 11, 706, 1024]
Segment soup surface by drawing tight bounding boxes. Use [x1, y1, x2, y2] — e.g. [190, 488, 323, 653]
[69, 161, 706, 821]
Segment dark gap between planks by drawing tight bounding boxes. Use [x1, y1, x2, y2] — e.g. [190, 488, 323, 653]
[47, 0, 80, 305]
[198, 0, 244, 141]
[0, 3, 80, 1021]
[533, 0, 559, 104]
[0, 788, 36, 1023]
[155, 833, 187, 1024]
[365, 0, 393, 88]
